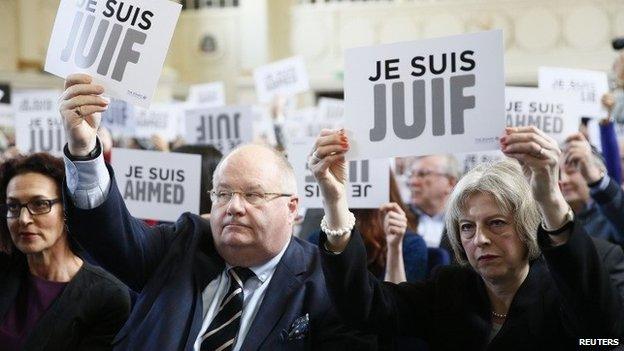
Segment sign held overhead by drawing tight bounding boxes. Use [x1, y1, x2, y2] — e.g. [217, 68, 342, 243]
[44, 0, 181, 108]
[344, 30, 505, 160]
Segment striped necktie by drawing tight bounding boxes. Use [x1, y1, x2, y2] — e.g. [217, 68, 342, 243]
[200, 266, 255, 351]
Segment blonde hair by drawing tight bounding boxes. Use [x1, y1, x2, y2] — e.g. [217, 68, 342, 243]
[445, 159, 541, 265]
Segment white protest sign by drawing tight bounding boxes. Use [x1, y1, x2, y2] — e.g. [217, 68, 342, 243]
[345, 30, 505, 160]
[133, 103, 180, 141]
[317, 98, 345, 121]
[282, 106, 345, 145]
[253, 56, 310, 103]
[616, 122, 624, 139]
[288, 139, 389, 209]
[111, 148, 201, 222]
[283, 107, 316, 141]
[538, 67, 609, 119]
[249, 106, 276, 145]
[185, 105, 253, 155]
[14, 90, 65, 156]
[456, 150, 505, 174]
[505, 87, 581, 143]
[101, 98, 136, 136]
[44, 0, 181, 108]
[187, 82, 226, 107]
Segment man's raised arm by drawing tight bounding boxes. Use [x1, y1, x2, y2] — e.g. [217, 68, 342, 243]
[59, 73, 111, 208]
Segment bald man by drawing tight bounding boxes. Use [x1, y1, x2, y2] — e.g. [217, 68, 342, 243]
[59, 74, 374, 351]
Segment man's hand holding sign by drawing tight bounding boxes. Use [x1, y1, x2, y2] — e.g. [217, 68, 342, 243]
[59, 74, 108, 156]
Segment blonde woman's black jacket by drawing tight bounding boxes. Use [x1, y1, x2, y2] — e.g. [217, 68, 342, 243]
[0, 253, 131, 351]
[319, 220, 623, 350]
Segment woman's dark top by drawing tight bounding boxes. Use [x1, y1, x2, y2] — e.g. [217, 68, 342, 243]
[0, 273, 67, 350]
[0, 254, 131, 350]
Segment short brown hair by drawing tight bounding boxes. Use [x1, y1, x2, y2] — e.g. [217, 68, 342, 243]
[0, 153, 65, 253]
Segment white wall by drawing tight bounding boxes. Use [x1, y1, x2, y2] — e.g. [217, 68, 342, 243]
[1, 0, 623, 103]
[290, 0, 624, 91]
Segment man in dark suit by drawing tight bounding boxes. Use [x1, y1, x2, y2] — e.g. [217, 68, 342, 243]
[58, 74, 374, 350]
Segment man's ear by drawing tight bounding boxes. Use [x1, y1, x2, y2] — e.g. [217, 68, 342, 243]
[288, 197, 299, 223]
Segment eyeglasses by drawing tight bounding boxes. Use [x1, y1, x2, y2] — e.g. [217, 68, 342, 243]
[209, 190, 292, 207]
[4, 199, 61, 218]
[407, 170, 449, 179]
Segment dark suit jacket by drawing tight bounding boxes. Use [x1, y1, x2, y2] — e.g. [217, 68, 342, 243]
[593, 237, 624, 303]
[319, 221, 624, 350]
[0, 254, 131, 351]
[64, 166, 374, 351]
[587, 176, 624, 246]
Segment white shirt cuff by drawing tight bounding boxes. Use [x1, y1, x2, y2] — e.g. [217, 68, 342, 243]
[63, 146, 111, 209]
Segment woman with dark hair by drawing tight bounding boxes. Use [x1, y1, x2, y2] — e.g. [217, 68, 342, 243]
[309, 172, 427, 283]
[0, 153, 130, 350]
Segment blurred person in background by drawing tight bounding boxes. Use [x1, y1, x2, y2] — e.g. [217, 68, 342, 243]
[602, 50, 624, 124]
[173, 144, 223, 219]
[406, 155, 459, 259]
[561, 132, 624, 245]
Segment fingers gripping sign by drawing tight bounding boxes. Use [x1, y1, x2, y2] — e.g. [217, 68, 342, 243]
[500, 126, 572, 238]
[308, 129, 350, 203]
[59, 73, 109, 156]
[499, 126, 561, 202]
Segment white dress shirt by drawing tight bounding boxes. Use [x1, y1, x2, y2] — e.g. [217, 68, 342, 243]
[193, 242, 288, 351]
[410, 206, 445, 248]
[63, 147, 290, 351]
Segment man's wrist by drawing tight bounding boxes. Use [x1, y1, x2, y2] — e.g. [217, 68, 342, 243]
[65, 139, 101, 161]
